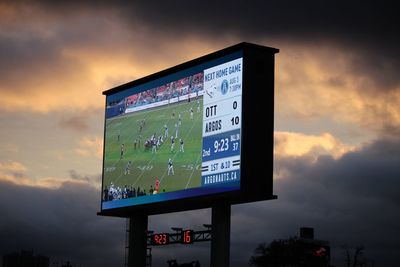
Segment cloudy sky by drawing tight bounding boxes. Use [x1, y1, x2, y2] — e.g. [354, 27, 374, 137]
[0, 1, 399, 266]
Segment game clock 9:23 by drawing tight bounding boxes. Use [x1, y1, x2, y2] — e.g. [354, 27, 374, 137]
[150, 233, 169, 246]
[213, 138, 239, 154]
[202, 129, 241, 161]
[214, 138, 229, 153]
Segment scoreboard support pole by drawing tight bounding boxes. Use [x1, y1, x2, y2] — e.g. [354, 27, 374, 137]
[211, 202, 231, 267]
[128, 213, 148, 267]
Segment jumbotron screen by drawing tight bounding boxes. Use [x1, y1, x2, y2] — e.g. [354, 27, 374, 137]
[101, 53, 243, 210]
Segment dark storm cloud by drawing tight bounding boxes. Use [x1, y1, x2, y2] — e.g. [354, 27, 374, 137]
[0, 180, 125, 267]
[68, 169, 99, 183]
[59, 115, 89, 132]
[128, 0, 400, 91]
[1, 137, 399, 266]
[6, 0, 399, 92]
[228, 137, 400, 266]
[20, 0, 397, 38]
[0, 3, 127, 102]
[314, 139, 400, 206]
[0, 34, 64, 90]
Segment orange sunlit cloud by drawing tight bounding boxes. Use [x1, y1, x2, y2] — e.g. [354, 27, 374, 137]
[274, 131, 355, 160]
[0, 161, 27, 173]
[276, 44, 400, 136]
[75, 136, 103, 159]
[2, 2, 399, 139]
[0, 160, 94, 189]
[2, 36, 399, 140]
[2, 1, 399, 126]
[0, 2, 222, 113]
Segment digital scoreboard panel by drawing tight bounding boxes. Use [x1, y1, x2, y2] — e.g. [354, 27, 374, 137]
[149, 230, 194, 246]
[150, 233, 170, 246]
[99, 43, 278, 216]
[202, 58, 242, 187]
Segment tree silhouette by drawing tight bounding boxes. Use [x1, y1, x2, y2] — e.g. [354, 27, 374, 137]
[249, 237, 330, 267]
[249, 238, 303, 267]
[342, 245, 372, 267]
[248, 243, 270, 267]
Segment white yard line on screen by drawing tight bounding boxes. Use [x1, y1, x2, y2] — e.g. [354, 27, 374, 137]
[159, 115, 197, 184]
[105, 108, 158, 178]
[185, 150, 202, 189]
[115, 110, 162, 187]
[105, 152, 124, 172]
[108, 159, 122, 170]
[105, 99, 197, 156]
[111, 152, 146, 185]
[129, 109, 179, 187]
[111, 103, 182, 187]
[110, 100, 200, 188]
[131, 154, 156, 187]
[105, 104, 158, 149]
[111, 161, 127, 184]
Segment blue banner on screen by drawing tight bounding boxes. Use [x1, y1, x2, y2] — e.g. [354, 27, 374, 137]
[101, 53, 242, 210]
[202, 129, 240, 161]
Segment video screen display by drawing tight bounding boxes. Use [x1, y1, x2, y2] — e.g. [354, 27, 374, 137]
[102, 54, 243, 210]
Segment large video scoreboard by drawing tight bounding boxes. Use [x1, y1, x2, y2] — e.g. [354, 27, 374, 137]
[99, 43, 278, 216]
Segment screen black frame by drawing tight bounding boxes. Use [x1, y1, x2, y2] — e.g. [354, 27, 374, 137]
[98, 42, 278, 217]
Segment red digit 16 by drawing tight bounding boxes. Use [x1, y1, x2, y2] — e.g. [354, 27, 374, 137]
[184, 231, 191, 243]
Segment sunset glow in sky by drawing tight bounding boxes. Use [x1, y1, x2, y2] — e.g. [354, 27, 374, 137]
[1, 1, 399, 266]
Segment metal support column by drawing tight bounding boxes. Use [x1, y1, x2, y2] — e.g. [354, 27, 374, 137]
[128, 213, 148, 267]
[210, 202, 231, 267]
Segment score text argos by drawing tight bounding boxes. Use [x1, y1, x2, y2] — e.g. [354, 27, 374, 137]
[205, 120, 222, 133]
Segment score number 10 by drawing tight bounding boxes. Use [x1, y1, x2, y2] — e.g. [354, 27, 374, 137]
[231, 100, 239, 126]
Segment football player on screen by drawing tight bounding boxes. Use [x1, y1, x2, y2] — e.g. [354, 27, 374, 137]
[167, 158, 175, 176]
[120, 144, 125, 159]
[164, 124, 168, 138]
[124, 160, 132, 175]
[175, 123, 179, 138]
[170, 136, 175, 152]
[154, 177, 160, 194]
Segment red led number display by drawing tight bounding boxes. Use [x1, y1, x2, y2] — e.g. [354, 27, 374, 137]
[182, 230, 194, 244]
[151, 233, 169, 246]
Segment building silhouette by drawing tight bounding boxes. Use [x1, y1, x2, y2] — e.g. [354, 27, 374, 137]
[296, 227, 331, 266]
[3, 250, 49, 267]
[249, 227, 331, 267]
